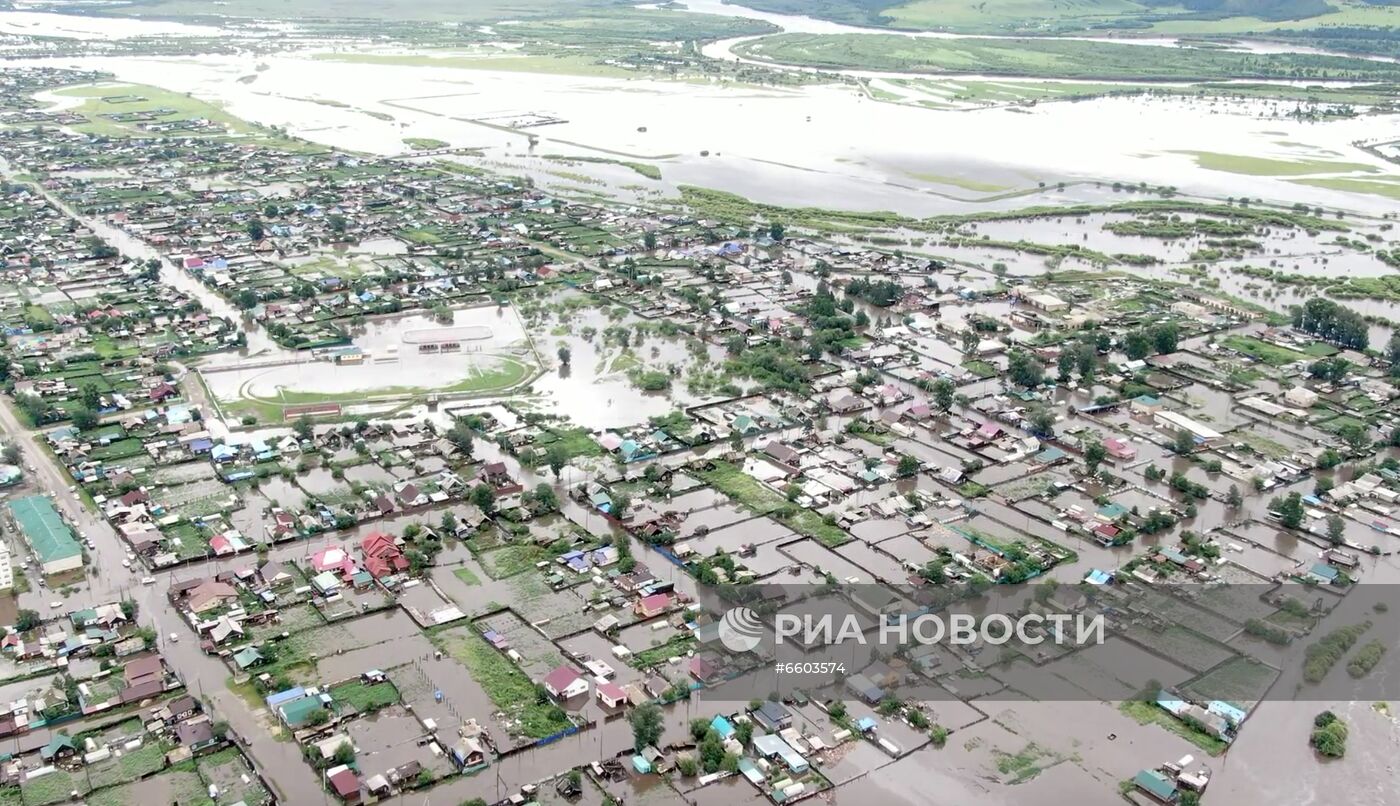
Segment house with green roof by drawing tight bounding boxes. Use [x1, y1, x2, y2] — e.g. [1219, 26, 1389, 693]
[1132, 769, 1179, 803]
[8, 495, 82, 575]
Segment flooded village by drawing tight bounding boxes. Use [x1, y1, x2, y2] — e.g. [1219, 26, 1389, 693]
[0, 2, 1396, 806]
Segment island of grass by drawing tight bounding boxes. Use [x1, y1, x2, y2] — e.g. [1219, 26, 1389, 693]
[403, 137, 450, 150]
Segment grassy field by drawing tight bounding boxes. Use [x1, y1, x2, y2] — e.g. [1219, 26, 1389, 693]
[113, 0, 617, 21]
[734, 33, 1400, 81]
[1221, 335, 1309, 366]
[250, 356, 532, 406]
[328, 679, 399, 712]
[1119, 699, 1229, 755]
[698, 461, 850, 547]
[1170, 150, 1379, 177]
[452, 565, 482, 586]
[54, 83, 314, 151]
[907, 171, 1011, 193]
[403, 137, 449, 150]
[1291, 177, 1400, 201]
[884, 0, 1146, 32]
[431, 627, 573, 739]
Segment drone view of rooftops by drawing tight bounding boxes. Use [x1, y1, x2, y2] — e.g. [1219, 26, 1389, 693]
[0, 1, 1396, 805]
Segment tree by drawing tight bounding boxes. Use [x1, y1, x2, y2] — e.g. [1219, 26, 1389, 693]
[447, 419, 475, 456]
[643, 231, 657, 251]
[1310, 711, 1347, 757]
[15, 609, 40, 632]
[246, 218, 265, 242]
[70, 406, 98, 431]
[1083, 440, 1106, 475]
[79, 383, 101, 411]
[120, 600, 137, 620]
[1270, 492, 1305, 529]
[932, 378, 955, 412]
[1123, 330, 1152, 361]
[440, 511, 457, 534]
[546, 445, 568, 478]
[531, 483, 559, 512]
[699, 729, 725, 772]
[234, 288, 259, 310]
[1337, 422, 1371, 452]
[1, 444, 20, 465]
[557, 345, 571, 367]
[1027, 407, 1055, 438]
[1326, 514, 1345, 545]
[1227, 484, 1243, 508]
[470, 484, 496, 514]
[896, 454, 920, 477]
[1056, 350, 1075, 382]
[769, 222, 785, 241]
[305, 706, 330, 726]
[1007, 349, 1044, 389]
[1150, 322, 1179, 354]
[1171, 429, 1196, 455]
[293, 414, 314, 442]
[630, 703, 663, 753]
[332, 741, 355, 766]
[1388, 331, 1400, 376]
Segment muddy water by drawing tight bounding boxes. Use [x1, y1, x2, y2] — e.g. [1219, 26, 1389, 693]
[15, 45, 1397, 218]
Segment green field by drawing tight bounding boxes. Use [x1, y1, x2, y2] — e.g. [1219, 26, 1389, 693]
[1221, 335, 1309, 366]
[403, 137, 449, 150]
[1291, 177, 1400, 201]
[431, 627, 573, 739]
[1170, 150, 1380, 177]
[54, 83, 314, 151]
[734, 33, 1400, 82]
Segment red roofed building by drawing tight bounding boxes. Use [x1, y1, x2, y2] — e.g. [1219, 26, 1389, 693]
[635, 592, 672, 619]
[327, 767, 360, 802]
[361, 532, 409, 578]
[543, 665, 588, 700]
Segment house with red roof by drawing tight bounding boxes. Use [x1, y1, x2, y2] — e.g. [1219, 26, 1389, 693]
[1104, 437, 1137, 461]
[543, 665, 588, 700]
[309, 545, 358, 581]
[361, 532, 409, 578]
[635, 592, 673, 619]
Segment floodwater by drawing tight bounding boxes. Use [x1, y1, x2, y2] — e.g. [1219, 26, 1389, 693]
[0, 10, 224, 39]
[201, 305, 536, 401]
[9, 39, 1397, 217]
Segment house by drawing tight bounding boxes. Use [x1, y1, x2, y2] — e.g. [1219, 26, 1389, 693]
[635, 592, 672, 619]
[1103, 437, 1136, 461]
[1285, 386, 1318, 408]
[752, 733, 807, 774]
[1130, 395, 1164, 415]
[164, 695, 200, 724]
[175, 719, 218, 751]
[1133, 769, 1179, 803]
[596, 681, 628, 709]
[450, 736, 485, 768]
[752, 700, 791, 731]
[360, 533, 409, 578]
[186, 580, 237, 614]
[40, 734, 77, 763]
[260, 560, 295, 587]
[688, 656, 718, 684]
[327, 766, 361, 802]
[543, 666, 588, 700]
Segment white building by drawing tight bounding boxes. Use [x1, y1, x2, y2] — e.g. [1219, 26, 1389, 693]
[1284, 387, 1319, 408]
[0, 543, 12, 591]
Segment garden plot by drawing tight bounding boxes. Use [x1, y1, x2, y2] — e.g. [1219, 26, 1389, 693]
[84, 770, 208, 806]
[1118, 623, 1237, 673]
[688, 517, 797, 557]
[1131, 589, 1244, 642]
[83, 739, 171, 790]
[162, 479, 237, 512]
[428, 625, 574, 744]
[1194, 583, 1280, 624]
[1181, 656, 1278, 705]
[847, 516, 912, 544]
[152, 462, 219, 484]
[474, 610, 566, 678]
[197, 747, 270, 806]
[836, 540, 906, 582]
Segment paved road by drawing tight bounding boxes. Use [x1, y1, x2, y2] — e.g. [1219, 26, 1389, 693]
[0, 393, 324, 803]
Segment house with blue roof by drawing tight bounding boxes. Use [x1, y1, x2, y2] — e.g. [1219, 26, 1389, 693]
[710, 715, 735, 740]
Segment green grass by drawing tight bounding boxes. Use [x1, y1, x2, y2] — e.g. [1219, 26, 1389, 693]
[54, 83, 315, 151]
[329, 679, 399, 712]
[908, 172, 1010, 193]
[403, 137, 450, 150]
[452, 565, 482, 586]
[1291, 177, 1400, 201]
[248, 357, 532, 406]
[1220, 335, 1308, 366]
[1119, 700, 1228, 756]
[21, 770, 89, 806]
[734, 33, 1400, 82]
[697, 461, 851, 547]
[431, 628, 573, 739]
[1170, 150, 1379, 177]
[477, 543, 547, 579]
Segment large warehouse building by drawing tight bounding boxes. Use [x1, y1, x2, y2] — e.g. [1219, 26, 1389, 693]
[8, 495, 82, 576]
